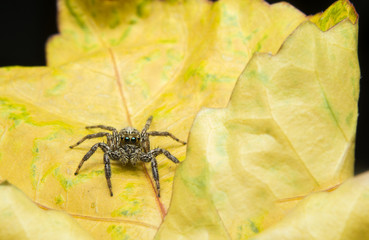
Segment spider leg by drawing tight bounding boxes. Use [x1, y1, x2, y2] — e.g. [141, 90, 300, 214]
[151, 157, 160, 197]
[103, 153, 113, 197]
[141, 116, 153, 135]
[139, 153, 161, 197]
[148, 131, 186, 145]
[150, 148, 180, 163]
[74, 142, 109, 175]
[141, 148, 179, 197]
[69, 132, 110, 148]
[86, 125, 117, 132]
[140, 116, 153, 153]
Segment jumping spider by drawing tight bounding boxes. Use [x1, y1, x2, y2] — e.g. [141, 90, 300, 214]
[69, 116, 186, 197]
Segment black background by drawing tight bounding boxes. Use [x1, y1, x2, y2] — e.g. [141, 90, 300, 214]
[0, 0, 368, 174]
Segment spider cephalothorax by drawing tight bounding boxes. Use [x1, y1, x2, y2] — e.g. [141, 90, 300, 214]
[119, 127, 140, 145]
[69, 116, 186, 197]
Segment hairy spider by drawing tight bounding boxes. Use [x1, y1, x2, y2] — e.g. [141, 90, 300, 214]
[69, 116, 186, 197]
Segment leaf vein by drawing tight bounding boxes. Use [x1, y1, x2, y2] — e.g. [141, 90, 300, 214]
[263, 85, 320, 187]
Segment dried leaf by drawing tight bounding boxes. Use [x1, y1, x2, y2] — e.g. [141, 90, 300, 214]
[156, 1, 360, 239]
[0, 182, 93, 240]
[0, 0, 308, 239]
[251, 172, 369, 240]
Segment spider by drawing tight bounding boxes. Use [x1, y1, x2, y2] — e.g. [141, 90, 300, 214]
[69, 116, 186, 197]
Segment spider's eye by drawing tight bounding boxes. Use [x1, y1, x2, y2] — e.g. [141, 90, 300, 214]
[137, 137, 140, 141]
[131, 137, 136, 143]
[124, 137, 130, 142]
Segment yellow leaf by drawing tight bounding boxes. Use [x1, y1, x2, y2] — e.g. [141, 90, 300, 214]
[309, 0, 357, 31]
[251, 172, 369, 240]
[0, 181, 93, 240]
[156, 1, 360, 239]
[0, 0, 309, 239]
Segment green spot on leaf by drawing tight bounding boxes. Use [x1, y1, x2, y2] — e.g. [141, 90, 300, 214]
[53, 167, 104, 191]
[310, 0, 358, 31]
[55, 194, 65, 205]
[136, 0, 151, 18]
[46, 79, 67, 96]
[65, 0, 88, 30]
[0, 98, 30, 129]
[107, 225, 130, 240]
[249, 220, 259, 234]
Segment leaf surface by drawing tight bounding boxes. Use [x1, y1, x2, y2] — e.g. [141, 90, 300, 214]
[250, 172, 369, 240]
[156, 1, 360, 239]
[0, 182, 93, 240]
[0, 0, 308, 239]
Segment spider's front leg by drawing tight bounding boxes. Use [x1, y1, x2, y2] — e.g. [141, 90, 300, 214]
[74, 142, 109, 174]
[139, 152, 160, 197]
[141, 148, 180, 197]
[103, 152, 113, 197]
[151, 156, 161, 197]
[150, 148, 180, 164]
[73, 142, 114, 196]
